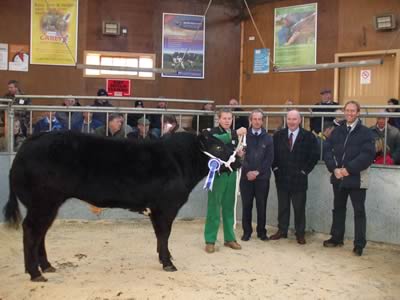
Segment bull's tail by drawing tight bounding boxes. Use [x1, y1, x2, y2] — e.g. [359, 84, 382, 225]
[3, 179, 21, 229]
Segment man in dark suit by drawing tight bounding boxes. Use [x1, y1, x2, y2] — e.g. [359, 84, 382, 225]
[270, 109, 319, 244]
[240, 109, 274, 241]
[323, 100, 375, 256]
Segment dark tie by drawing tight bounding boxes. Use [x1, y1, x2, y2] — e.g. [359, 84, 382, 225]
[288, 132, 293, 150]
[254, 131, 259, 136]
[347, 126, 352, 133]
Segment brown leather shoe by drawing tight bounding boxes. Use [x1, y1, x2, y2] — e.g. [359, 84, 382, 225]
[205, 243, 215, 253]
[224, 241, 242, 250]
[269, 230, 288, 240]
[297, 236, 306, 245]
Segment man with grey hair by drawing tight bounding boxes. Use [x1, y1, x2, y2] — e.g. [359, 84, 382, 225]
[270, 109, 319, 244]
[240, 109, 274, 241]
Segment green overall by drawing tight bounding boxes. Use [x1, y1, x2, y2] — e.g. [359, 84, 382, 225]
[204, 130, 237, 244]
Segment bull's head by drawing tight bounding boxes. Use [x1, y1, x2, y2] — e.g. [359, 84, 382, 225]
[198, 130, 241, 172]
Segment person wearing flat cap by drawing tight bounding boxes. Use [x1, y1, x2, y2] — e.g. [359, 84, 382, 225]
[128, 117, 155, 140]
[310, 88, 339, 134]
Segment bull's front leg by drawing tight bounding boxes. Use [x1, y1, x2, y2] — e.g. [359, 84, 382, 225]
[150, 212, 177, 272]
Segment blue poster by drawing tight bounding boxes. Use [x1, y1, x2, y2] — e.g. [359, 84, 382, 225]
[253, 48, 269, 74]
[162, 13, 205, 79]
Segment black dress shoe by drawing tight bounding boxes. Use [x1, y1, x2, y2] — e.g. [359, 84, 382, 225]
[353, 247, 363, 256]
[258, 235, 269, 241]
[269, 230, 288, 240]
[241, 234, 251, 241]
[323, 238, 344, 247]
[296, 236, 306, 245]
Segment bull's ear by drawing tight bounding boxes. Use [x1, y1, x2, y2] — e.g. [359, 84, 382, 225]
[200, 128, 211, 139]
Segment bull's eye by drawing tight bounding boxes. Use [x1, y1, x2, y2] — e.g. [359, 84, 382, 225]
[216, 146, 222, 151]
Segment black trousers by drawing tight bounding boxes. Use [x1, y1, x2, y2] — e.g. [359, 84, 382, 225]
[330, 185, 367, 248]
[240, 179, 270, 237]
[277, 189, 306, 236]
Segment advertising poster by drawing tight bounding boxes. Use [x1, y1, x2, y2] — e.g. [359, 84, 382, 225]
[0, 43, 8, 70]
[274, 3, 317, 69]
[162, 13, 205, 79]
[31, 0, 78, 65]
[9, 44, 29, 72]
[253, 48, 270, 74]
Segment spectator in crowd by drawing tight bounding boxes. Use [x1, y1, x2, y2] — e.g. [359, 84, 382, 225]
[4, 80, 31, 136]
[370, 116, 400, 164]
[313, 120, 335, 156]
[128, 117, 155, 140]
[127, 100, 145, 128]
[33, 111, 64, 133]
[310, 88, 339, 133]
[0, 119, 27, 152]
[204, 108, 246, 254]
[55, 96, 83, 130]
[386, 98, 400, 130]
[240, 109, 274, 242]
[270, 109, 319, 245]
[149, 99, 167, 138]
[228, 98, 249, 130]
[92, 88, 113, 125]
[373, 138, 394, 165]
[162, 115, 185, 137]
[323, 100, 375, 256]
[72, 108, 102, 134]
[95, 113, 125, 138]
[192, 103, 214, 132]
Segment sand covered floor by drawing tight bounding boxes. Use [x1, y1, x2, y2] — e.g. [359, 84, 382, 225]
[0, 219, 399, 300]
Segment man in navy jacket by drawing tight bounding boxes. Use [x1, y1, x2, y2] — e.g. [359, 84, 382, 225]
[240, 109, 274, 241]
[323, 100, 375, 256]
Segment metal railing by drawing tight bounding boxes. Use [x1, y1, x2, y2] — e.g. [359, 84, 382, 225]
[1, 97, 400, 168]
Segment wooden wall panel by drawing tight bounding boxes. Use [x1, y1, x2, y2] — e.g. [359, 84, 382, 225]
[241, 0, 400, 106]
[0, 0, 241, 108]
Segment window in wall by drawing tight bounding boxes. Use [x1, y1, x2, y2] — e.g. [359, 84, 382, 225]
[83, 51, 155, 80]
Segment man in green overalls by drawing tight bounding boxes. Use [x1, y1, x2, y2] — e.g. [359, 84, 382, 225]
[204, 108, 247, 253]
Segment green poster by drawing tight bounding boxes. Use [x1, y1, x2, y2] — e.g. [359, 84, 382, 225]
[274, 3, 317, 69]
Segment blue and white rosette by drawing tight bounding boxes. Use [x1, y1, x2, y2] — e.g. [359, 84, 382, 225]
[203, 158, 221, 191]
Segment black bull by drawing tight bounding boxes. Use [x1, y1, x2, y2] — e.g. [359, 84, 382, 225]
[3, 130, 237, 281]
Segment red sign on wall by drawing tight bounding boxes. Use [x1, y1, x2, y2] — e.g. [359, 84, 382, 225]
[106, 79, 131, 96]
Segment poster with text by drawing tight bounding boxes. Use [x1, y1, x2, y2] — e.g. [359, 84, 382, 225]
[9, 44, 29, 72]
[253, 48, 270, 74]
[274, 3, 317, 69]
[31, 0, 78, 65]
[0, 43, 8, 70]
[162, 13, 205, 79]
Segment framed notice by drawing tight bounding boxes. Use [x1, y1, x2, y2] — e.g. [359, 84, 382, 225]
[253, 48, 270, 74]
[0, 43, 8, 70]
[106, 79, 131, 96]
[274, 3, 317, 69]
[31, 0, 78, 65]
[162, 13, 205, 79]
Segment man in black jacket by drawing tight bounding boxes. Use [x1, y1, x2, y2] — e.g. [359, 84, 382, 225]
[323, 100, 375, 256]
[310, 88, 339, 133]
[270, 110, 319, 244]
[240, 109, 274, 241]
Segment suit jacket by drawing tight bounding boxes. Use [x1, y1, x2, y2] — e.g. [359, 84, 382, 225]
[272, 127, 319, 192]
[324, 120, 375, 189]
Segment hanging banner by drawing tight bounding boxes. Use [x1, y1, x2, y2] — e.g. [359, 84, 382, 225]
[274, 3, 317, 69]
[9, 44, 29, 72]
[0, 43, 8, 70]
[162, 13, 205, 79]
[31, 0, 78, 66]
[253, 48, 270, 74]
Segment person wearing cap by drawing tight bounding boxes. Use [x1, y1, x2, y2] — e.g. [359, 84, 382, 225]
[310, 88, 339, 134]
[149, 99, 168, 138]
[128, 117, 155, 140]
[127, 100, 145, 128]
[92, 88, 113, 126]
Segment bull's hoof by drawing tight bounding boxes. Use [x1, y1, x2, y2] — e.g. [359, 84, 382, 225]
[31, 275, 48, 282]
[163, 265, 177, 272]
[42, 266, 56, 273]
